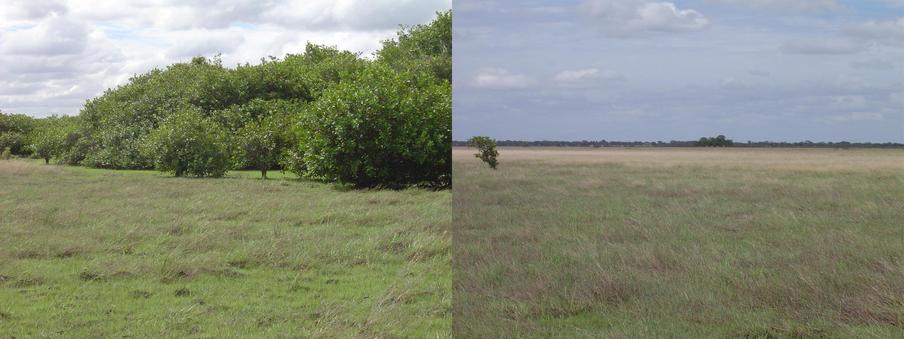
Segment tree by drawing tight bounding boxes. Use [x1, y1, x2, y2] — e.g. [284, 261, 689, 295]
[468, 136, 499, 169]
[235, 112, 294, 179]
[30, 131, 61, 164]
[79, 56, 239, 169]
[28, 116, 79, 164]
[296, 63, 451, 188]
[143, 108, 230, 177]
[696, 135, 733, 147]
[377, 11, 451, 83]
[0, 111, 37, 156]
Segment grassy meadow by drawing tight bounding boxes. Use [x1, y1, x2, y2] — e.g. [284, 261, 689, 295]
[0, 159, 450, 337]
[453, 147, 904, 337]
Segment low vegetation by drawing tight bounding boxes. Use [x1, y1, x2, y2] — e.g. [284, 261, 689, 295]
[453, 147, 904, 337]
[0, 159, 450, 337]
[467, 136, 498, 169]
[696, 134, 734, 147]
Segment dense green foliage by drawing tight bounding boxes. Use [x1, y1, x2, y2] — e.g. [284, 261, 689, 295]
[0, 11, 452, 185]
[298, 63, 451, 188]
[468, 136, 498, 169]
[0, 111, 36, 156]
[377, 11, 452, 83]
[233, 103, 296, 179]
[696, 135, 734, 147]
[292, 11, 453, 187]
[143, 108, 230, 177]
[27, 116, 80, 164]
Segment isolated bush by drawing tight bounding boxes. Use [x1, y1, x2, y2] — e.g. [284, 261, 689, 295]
[469, 136, 498, 169]
[297, 63, 451, 188]
[144, 108, 230, 177]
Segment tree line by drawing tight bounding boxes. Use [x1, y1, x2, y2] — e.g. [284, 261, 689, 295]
[453, 138, 904, 149]
[0, 11, 451, 188]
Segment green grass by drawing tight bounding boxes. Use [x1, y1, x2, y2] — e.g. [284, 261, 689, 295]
[453, 147, 904, 338]
[0, 159, 450, 337]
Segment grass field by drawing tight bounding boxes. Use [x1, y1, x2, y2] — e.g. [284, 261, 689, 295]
[453, 147, 904, 338]
[0, 159, 450, 337]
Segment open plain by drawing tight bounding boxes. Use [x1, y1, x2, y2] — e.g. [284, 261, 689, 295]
[453, 147, 904, 337]
[0, 159, 451, 337]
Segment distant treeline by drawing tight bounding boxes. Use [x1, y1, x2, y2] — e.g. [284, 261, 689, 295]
[1, 11, 451, 188]
[452, 139, 904, 149]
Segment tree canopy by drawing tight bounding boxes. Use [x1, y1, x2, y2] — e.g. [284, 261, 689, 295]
[0, 11, 453, 187]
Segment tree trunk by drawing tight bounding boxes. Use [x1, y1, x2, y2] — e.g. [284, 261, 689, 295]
[44, 157, 49, 164]
[261, 169, 267, 180]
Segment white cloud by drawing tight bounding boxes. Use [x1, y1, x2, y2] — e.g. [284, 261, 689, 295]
[554, 68, 624, 84]
[165, 29, 247, 59]
[555, 68, 598, 82]
[844, 17, 904, 47]
[706, 0, 842, 12]
[472, 68, 535, 89]
[870, 0, 904, 7]
[890, 92, 904, 106]
[720, 77, 755, 90]
[0, 0, 67, 23]
[850, 59, 897, 70]
[581, 0, 709, 36]
[0, 0, 451, 117]
[778, 18, 904, 58]
[829, 111, 884, 122]
[830, 95, 867, 109]
[261, 0, 450, 31]
[780, 38, 867, 54]
[0, 14, 88, 55]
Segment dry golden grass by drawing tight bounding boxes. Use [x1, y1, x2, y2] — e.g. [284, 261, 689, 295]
[453, 146, 904, 171]
[454, 147, 904, 338]
[0, 159, 65, 175]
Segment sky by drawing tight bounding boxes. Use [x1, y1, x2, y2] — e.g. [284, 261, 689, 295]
[0, 0, 451, 118]
[453, 0, 904, 142]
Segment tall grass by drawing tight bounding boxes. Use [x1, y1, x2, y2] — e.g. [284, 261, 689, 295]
[0, 160, 451, 337]
[453, 147, 904, 337]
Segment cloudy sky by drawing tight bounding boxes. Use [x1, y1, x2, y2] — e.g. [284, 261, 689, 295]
[0, 0, 450, 117]
[454, 0, 904, 142]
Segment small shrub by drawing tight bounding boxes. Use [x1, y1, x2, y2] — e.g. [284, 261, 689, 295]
[143, 108, 231, 177]
[468, 136, 498, 169]
[0, 147, 10, 160]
